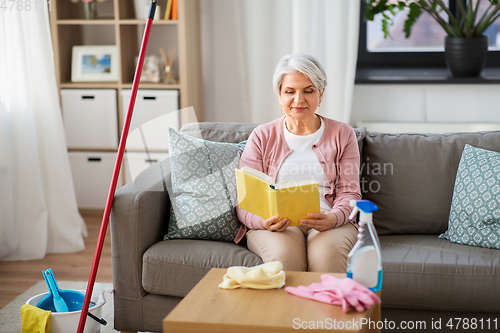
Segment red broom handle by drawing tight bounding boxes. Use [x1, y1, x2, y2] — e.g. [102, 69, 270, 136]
[76, 1, 157, 332]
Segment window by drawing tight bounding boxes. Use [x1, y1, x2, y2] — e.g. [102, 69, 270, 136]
[367, 5, 448, 52]
[476, 0, 500, 50]
[357, 0, 500, 69]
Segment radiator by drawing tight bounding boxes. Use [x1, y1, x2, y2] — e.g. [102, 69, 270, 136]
[355, 122, 500, 134]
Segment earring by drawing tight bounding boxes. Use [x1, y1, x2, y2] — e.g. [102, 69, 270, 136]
[318, 104, 321, 107]
[279, 105, 282, 108]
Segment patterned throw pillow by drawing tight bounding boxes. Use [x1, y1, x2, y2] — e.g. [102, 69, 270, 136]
[439, 144, 500, 249]
[164, 128, 246, 242]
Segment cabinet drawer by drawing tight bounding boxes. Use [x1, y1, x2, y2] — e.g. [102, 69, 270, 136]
[123, 152, 169, 184]
[121, 89, 179, 151]
[61, 89, 118, 149]
[69, 152, 122, 209]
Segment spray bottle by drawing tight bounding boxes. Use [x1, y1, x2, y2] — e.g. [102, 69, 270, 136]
[346, 200, 383, 292]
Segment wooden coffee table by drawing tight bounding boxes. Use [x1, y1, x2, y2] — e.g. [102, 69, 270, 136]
[163, 268, 381, 333]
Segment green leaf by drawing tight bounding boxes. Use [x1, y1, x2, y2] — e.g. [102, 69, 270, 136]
[388, 4, 396, 15]
[404, 2, 423, 38]
[476, 2, 500, 34]
[473, 0, 481, 27]
[364, 0, 391, 21]
[467, 0, 474, 22]
[466, 2, 475, 35]
[434, 0, 465, 36]
[364, 5, 375, 21]
[382, 18, 392, 39]
[457, 0, 471, 37]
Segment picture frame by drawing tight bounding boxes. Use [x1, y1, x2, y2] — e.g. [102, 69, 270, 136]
[135, 55, 161, 83]
[71, 45, 118, 82]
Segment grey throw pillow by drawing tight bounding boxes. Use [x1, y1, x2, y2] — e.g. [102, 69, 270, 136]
[164, 128, 246, 242]
[439, 144, 500, 249]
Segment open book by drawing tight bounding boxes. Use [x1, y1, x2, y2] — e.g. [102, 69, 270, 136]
[235, 166, 320, 227]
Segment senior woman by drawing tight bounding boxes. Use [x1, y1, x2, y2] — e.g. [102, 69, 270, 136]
[235, 53, 361, 273]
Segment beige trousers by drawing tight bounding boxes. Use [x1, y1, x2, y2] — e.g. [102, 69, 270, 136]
[246, 223, 358, 273]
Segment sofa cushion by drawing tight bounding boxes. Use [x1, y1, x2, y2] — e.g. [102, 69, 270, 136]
[362, 131, 500, 235]
[164, 128, 245, 242]
[380, 235, 500, 312]
[142, 239, 263, 297]
[439, 145, 500, 249]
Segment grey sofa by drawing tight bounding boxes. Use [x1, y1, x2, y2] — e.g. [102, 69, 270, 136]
[111, 122, 500, 333]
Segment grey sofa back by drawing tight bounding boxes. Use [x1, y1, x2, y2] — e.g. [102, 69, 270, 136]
[363, 131, 500, 235]
[180, 122, 259, 143]
[179, 122, 500, 236]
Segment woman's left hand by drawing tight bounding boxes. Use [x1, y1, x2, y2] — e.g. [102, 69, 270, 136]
[300, 211, 338, 232]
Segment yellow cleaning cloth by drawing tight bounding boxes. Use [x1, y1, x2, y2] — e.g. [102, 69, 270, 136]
[20, 304, 51, 333]
[219, 261, 286, 289]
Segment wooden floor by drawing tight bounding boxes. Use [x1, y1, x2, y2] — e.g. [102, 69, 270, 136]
[0, 214, 112, 309]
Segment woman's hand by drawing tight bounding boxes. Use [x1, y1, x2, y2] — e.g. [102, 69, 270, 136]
[300, 211, 337, 232]
[260, 215, 290, 232]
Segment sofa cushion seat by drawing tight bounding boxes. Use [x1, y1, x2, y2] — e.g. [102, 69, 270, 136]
[142, 239, 263, 297]
[380, 235, 500, 313]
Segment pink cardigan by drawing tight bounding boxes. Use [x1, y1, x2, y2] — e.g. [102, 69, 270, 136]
[234, 114, 362, 243]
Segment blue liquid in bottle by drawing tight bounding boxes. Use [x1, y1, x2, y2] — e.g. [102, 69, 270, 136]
[346, 224, 383, 292]
[347, 200, 383, 293]
[347, 269, 383, 292]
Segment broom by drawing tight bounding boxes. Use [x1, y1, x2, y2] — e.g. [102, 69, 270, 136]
[76, 1, 158, 332]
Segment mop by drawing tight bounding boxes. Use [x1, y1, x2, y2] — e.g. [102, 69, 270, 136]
[76, 1, 158, 332]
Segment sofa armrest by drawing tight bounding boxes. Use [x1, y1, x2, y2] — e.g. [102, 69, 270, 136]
[110, 158, 171, 317]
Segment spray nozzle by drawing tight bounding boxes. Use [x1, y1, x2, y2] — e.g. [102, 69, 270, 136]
[349, 200, 379, 220]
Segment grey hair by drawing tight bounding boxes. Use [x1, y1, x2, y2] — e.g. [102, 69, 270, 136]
[273, 53, 327, 95]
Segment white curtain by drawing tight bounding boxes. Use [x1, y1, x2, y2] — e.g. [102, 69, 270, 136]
[200, 0, 360, 124]
[0, 5, 87, 261]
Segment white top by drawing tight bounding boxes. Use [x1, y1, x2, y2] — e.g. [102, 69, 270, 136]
[276, 118, 331, 211]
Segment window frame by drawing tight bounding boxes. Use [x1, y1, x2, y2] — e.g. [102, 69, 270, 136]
[356, 0, 500, 69]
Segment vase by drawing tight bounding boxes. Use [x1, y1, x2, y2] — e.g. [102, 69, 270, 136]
[444, 35, 489, 78]
[133, 0, 149, 19]
[83, 1, 97, 20]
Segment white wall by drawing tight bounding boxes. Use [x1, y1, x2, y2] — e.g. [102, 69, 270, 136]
[350, 84, 500, 126]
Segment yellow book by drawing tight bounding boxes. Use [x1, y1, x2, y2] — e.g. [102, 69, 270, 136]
[164, 0, 173, 20]
[235, 166, 320, 227]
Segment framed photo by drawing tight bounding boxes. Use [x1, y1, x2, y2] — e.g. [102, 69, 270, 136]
[71, 45, 118, 82]
[136, 55, 161, 83]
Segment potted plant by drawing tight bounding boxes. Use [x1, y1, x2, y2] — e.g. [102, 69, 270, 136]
[364, 0, 500, 77]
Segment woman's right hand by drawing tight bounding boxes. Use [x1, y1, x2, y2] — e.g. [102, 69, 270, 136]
[260, 215, 290, 232]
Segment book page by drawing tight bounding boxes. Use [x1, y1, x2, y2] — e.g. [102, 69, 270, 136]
[240, 166, 274, 185]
